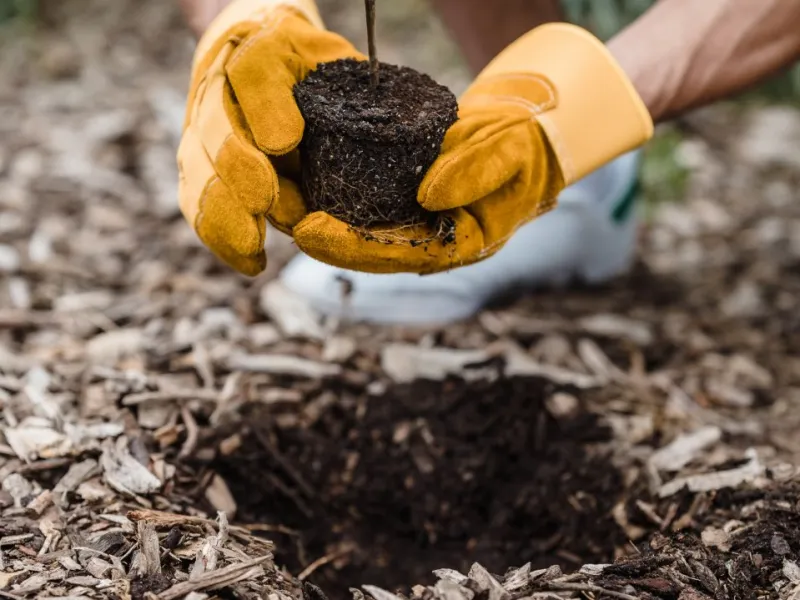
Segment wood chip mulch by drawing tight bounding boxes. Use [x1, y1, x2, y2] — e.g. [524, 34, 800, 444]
[2, 1, 800, 599]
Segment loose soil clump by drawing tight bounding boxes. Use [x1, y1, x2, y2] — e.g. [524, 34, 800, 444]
[294, 58, 459, 234]
[204, 376, 626, 599]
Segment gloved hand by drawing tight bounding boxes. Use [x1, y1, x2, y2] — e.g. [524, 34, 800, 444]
[293, 23, 655, 274]
[177, 0, 362, 275]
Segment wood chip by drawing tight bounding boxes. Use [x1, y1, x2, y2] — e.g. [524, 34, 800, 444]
[0, 534, 33, 547]
[204, 475, 237, 520]
[226, 353, 341, 379]
[784, 559, 800, 584]
[260, 281, 325, 340]
[2, 474, 33, 507]
[322, 336, 357, 363]
[76, 480, 113, 502]
[578, 314, 654, 346]
[85, 328, 145, 364]
[659, 449, 765, 497]
[433, 578, 475, 600]
[503, 347, 600, 389]
[84, 556, 112, 578]
[127, 509, 213, 530]
[467, 563, 509, 600]
[381, 345, 490, 384]
[579, 564, 609, 576]
[649, 426, 722, 472]
[576, 339, 627, 383]
[433, 569, 468, 585]
[701, 527, 732, 551]
[135, 520, 161, 575]
[122, 389, 220, 406]
[501, 563, 531, 591]
[26, 489, 52, 516]
[545, 393, 580, 418]
[100, 439, 161, 496]
[157, 555, 269, 600]
[137, 401, 176, 430]
[705, 378, 755, 408]
[4, 426, 70, 461]
[363, 585, 405, 600]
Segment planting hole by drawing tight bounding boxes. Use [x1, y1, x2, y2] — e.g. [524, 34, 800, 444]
[192, 377, 627, 599]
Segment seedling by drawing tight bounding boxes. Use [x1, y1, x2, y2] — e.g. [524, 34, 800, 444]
[365, 0, 379, 89]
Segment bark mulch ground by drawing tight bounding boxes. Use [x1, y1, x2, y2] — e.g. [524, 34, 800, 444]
[1, 1, 800, 599]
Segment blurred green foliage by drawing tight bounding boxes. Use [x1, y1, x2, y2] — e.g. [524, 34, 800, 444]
[562, 0, 652, 40]
[639, 126, 689, 212]
[0, 0, 38, 23]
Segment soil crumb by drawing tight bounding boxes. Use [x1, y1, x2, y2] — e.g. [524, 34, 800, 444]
[294, 58, 459, 230]
[203, 376, 625, 599]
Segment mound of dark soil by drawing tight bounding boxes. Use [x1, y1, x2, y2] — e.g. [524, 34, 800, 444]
[201, 376, 625, 599]
[294, 58, 459, 230]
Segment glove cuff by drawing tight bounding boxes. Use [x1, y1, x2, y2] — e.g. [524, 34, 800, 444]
[478, 23, 654, 185]
[195, 0, 325, 68]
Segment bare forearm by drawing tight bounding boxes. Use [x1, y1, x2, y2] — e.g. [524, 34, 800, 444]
[608, 0, 800, 123]
[179, 0, 232, 37]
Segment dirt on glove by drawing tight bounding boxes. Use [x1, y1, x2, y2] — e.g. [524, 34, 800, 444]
[294, 58, 459, 240]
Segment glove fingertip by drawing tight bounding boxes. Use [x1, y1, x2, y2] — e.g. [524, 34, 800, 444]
[239, 251, 268, 277]
[272, 176, 308, 228]
[245, 92, 304, 156]
[226, 41, 306, 156]
[208, 242, 267, 277]
[418, 155, 461, 212]
[292, 212, 354, 269]
[262, 104, 305, 155]
[292, 211, 340, 245]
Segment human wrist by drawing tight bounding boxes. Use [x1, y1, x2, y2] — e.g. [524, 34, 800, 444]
[182, 0, 324, 41]
[606, 0, 800, 125]
[179, 0, 232, 37]
[606, 34, 663, 124]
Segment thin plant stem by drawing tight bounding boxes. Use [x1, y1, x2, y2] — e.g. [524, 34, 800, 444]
[364, 0, 379, 88]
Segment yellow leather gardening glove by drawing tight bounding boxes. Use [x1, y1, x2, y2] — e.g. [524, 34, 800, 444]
[177, 0, 362, 275]
[292, 23, 655, 274]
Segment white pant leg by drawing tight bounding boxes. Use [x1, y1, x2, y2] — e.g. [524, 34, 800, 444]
[278, 150, 643, 325]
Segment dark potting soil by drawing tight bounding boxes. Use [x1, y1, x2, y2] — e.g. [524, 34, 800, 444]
[294, 58, 459, 230]
[201, 377, 626, 599]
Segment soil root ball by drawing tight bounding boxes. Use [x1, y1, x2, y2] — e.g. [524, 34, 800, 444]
[294, 58, 459, 230]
